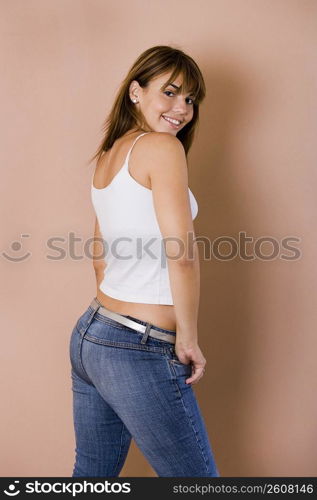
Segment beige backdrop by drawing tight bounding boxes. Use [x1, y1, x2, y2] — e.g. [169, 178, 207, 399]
[1, 0, 316, 477]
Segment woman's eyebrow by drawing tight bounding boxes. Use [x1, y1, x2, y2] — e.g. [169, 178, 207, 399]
[166, 83, 195, 97]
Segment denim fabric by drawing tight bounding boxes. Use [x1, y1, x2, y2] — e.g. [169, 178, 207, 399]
[69, 301, 220, 477]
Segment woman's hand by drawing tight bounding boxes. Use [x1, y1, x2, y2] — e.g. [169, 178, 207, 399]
[174, 339, 207, 385]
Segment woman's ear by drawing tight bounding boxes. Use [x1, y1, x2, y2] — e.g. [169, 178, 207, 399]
[129, 80, 140, 101]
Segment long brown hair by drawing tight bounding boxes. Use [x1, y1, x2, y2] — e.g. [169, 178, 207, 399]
[88, 45, 206, 166]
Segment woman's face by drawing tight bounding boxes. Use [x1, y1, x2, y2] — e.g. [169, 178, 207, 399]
[130, 71, 195, 135]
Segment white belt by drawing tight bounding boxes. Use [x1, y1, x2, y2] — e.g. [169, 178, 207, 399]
[89, 297, 176, 345]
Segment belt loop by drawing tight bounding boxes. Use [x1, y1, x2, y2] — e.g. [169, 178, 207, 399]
[90, 297, 101, 314]
[140, 322, 152, 344]
[80, 297, 101, 335]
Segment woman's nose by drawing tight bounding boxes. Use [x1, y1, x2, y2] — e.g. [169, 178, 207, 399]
[172, 96, 188, 114]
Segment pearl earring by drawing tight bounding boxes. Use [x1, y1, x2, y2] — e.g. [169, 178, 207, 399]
[131, 98, 138, 103]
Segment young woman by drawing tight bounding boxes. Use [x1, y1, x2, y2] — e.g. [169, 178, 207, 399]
[69, 45, 220, 477]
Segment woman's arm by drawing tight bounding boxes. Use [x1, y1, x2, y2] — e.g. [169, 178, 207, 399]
[143, 132, 199, 333]
[166, 242, 200, 342]
[140, 132, 205, 383]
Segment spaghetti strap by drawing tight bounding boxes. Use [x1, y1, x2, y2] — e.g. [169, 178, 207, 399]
[125, 132, 150, 165]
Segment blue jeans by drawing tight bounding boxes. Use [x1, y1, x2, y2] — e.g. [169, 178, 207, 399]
[69, 300, 220, 477]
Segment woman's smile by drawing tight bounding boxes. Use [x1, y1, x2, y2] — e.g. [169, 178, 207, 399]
[162, 114, 183, 129]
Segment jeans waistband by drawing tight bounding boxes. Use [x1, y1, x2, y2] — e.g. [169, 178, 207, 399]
[89, 297, 176, 345]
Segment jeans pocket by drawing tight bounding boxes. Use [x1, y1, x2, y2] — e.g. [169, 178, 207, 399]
[167, 348, 193, 378]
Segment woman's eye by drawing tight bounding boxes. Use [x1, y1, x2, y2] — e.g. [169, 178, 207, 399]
[163, 91, 194, 105]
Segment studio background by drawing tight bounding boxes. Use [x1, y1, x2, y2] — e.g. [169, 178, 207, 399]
[1, 0, 316, 476]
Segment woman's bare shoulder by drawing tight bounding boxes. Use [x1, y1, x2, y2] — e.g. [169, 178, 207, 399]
[141, 131, 183, 148]
[137, 132, 185, 167]
[133, 132, 187, 186]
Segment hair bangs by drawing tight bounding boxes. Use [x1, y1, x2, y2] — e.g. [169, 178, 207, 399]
[160, 59, 204, 104]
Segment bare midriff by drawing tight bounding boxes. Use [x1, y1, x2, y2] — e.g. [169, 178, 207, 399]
[96, 289, 177, 332]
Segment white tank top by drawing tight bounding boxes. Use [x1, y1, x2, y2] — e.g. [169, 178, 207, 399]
[91, 132, 198, 305]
